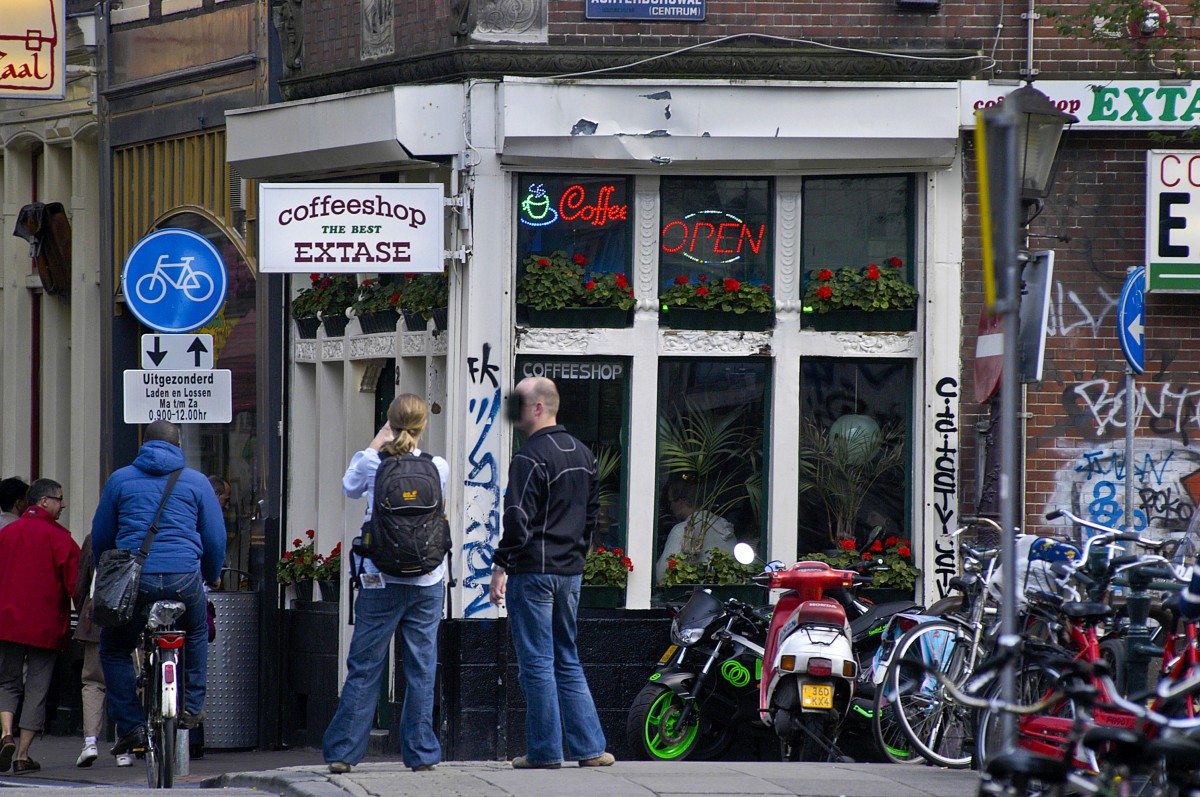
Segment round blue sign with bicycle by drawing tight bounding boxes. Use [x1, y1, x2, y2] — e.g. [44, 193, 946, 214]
[121, 228, 228, 333]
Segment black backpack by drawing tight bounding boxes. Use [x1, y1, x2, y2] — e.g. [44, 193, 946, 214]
[358, 451, 452, 577]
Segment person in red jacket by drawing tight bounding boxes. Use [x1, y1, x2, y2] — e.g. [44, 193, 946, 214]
[0, 478, 80, 775]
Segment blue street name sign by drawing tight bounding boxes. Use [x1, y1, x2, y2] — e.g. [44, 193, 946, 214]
[1117, 266, 1146, 375]
[121, 228, 228, 333]
[586, 0, 704, 20]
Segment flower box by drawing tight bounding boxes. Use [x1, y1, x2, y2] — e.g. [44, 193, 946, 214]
[857, 587, 916, 606]
[401, 309, 426, 331]
[321, 314, 350, 337]
[294, 317, 320, 339]
[579, 585, 624, 609]
[661, 308, 773, 332]
[357, 309, 399, 334]
[526, 307, 633, 329]
[432, 307, 449, 331]
[655, 584, 769, 606]
[805, 308, 917, 332]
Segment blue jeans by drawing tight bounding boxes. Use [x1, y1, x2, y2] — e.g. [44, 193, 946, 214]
[507, 573, 606, 764]
[99, 570, 208, 737]
[323, 582, 443, 768]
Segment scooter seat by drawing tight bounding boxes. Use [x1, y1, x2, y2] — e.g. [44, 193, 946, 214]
[799, 599, 846, 626]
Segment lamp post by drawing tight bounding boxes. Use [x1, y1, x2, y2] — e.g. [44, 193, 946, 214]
[978, 83, 1076, 747]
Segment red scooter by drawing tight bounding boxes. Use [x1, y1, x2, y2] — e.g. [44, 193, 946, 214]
[755, 560, 869, 761]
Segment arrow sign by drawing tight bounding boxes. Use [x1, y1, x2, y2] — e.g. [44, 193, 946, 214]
[140, 334, 215, 370]
[1117, 267, 1146, 375]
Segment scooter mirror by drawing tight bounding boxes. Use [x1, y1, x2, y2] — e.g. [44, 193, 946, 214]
[733, 542, 757, 565]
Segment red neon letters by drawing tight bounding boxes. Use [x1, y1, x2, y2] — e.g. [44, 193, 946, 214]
[661, 218, 767, 260]
[560, 184, 628, 227]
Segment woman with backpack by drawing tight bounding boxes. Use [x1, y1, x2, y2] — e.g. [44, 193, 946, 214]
[323, 393, 447, 774]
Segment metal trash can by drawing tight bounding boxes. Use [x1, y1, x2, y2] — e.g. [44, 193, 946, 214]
[204, 591, 259, 748]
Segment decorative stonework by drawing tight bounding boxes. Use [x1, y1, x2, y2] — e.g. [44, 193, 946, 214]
[635, 186, 659, 312]
[349, 333, 396, 359]
[470, 0, 547, 44]
[361, 0, 395, 60]
[831, 332, 916, 355]
[401, 332, 428, 357]
[321, 339, 344, 360]
[660, 330, 773, 354]
[295, 340, 316, 361]
[432, 331, 449, 356]
[516, 328, 592, 352]
[359, 360, 387, 392]
[272, 0, 303, 71]
[776, 191, 801, 313]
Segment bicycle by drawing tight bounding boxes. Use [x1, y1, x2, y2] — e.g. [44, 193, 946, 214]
[137, 599, 188, 788]
[134, 254, 215, 304]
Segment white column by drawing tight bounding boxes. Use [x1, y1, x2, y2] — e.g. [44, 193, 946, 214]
[0, 142, 34, 480]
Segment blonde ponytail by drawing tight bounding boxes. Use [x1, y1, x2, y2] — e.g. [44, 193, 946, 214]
[381, 393, 429, 457]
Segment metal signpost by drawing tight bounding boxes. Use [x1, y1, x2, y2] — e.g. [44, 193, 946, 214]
[1117, 267, 1146, 529]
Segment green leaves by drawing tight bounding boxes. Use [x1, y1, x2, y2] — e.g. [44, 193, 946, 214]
[802, 260, 918, 314]
[516, 251, 635, 311]
[657, 547, 759, 586]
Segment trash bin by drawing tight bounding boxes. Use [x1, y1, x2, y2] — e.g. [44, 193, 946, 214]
[205, 591, 259, 748]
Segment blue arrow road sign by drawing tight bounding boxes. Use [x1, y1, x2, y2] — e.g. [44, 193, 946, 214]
[1118, 266, 1146, 375]
[121, 229, 227, 333]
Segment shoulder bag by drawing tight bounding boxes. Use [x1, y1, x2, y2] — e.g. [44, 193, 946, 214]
[93, 469, 183, 628]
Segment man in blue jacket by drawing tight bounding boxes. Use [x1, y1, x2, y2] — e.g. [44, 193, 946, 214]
[489, 376, 614, 769]
[92, 420, 225, 756]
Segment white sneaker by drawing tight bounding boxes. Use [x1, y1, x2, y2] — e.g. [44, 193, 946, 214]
[115, 753, 133, 767]
[77, 742, 98, 768]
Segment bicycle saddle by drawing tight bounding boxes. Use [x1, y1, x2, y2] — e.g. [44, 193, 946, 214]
[985, 749, 1071, 783]
[147, 600, 187, 629]
[1059, 601, 1111, 622]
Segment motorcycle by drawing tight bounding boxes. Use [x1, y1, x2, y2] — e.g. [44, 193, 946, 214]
[755, 559, 870, 761]
[626, 587, 773, 760]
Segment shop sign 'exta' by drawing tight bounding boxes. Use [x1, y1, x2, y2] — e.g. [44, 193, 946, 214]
[1, 0, 65, 99]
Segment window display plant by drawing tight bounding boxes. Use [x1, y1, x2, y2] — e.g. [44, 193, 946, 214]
[516, 251, 635, 311]
[802, 257, 917, 314]
[799, 534, 920, 591]
[583, 546, 634, 588]
[314, 541, 343, 582]
[277, 529, 318, 584]
[290, 274, 324, 320]
[401, 272, 449, 320]
[657, 547, 759, 587]
[352, 279, 402, 316]
[659, 274, 773, 315]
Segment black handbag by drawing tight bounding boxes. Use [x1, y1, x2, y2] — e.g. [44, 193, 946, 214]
[93, 469, 182, 628]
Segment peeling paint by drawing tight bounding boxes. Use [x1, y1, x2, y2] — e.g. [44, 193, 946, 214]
[639, 91, 672, 100]
[614, 129, 671, 138]
[665, 104, 671, 120]
[570, 118, 598, 136]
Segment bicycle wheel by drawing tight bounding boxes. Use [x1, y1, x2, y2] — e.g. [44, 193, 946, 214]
[870, 679, 924, 764]
[135, 272, 168, 304]
[887, 619, 974, 768]
[975, 660, 1071, 770]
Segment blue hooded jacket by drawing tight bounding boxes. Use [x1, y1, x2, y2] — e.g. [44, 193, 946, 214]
[91, 440, 226, 583]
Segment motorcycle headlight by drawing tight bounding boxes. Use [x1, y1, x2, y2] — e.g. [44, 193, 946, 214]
[670, 619, 706, 646]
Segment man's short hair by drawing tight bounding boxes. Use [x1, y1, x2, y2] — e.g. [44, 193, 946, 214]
[145, 420, 181, 446]
[0, 477, 29, 512]
[27, 478, 62, 506]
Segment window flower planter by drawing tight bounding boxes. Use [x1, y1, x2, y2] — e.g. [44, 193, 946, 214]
[579, 585, 624, 609]
[321, 313, 350, 337]
[660, 308, 773, 332]
[294, 317, 320, 339]
[356, 309, 399, 335]
[525, 307, 633, 329]
[805, 308, 917, 332]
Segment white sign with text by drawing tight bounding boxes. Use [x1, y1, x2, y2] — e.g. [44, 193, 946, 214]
[258, 183, 445, 273]
[124, 370, 232, 424]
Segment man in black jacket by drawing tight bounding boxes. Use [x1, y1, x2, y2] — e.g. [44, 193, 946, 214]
[489, 376, 615, 770]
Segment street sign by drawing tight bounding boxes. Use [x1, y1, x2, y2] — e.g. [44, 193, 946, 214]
[140, 334, 214, 370]
[1117, 266, 1146, 375]
[123, 370, 232, 424]
[974, 310, 1004, 403]
[1, 1, 65, 100]
[1146, 151, 1200, 292]
[121, 228, 228, 333]
[1018, 250, 1054, 383]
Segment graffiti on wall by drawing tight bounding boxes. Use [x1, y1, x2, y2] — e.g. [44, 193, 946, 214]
[1067, 379, 1200, 440]
[462, 343, 502, 617]
[1049, 440, 1200, 538]
[928, 377, 960, 600]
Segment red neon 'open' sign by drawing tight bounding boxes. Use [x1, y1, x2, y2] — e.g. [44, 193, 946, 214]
[661, 210, 767, 265]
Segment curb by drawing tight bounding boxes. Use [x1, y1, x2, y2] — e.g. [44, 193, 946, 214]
[205, 770, 352, 797]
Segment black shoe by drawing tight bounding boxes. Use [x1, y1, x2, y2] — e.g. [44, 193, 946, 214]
[179, 711, 205, 730]
[110, 727, 146, 757]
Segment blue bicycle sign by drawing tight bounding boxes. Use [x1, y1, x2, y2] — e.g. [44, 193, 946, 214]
[122, 229, 227, 333]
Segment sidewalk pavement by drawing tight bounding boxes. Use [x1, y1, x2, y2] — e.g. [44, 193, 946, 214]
[5, 733, 982, 797]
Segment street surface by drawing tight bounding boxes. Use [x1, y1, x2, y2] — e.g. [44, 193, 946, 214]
[1, 734, 982, 796]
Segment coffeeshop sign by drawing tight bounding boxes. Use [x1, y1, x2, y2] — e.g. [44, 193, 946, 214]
[960, 81, 1200, 130]
[1, 0, 65, 99]
[258, 183, 446, 273]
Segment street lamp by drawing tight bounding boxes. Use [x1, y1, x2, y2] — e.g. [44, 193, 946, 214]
[977, 82, 1074, 752]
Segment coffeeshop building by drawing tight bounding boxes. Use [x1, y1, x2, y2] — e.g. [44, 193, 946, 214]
[226, 78, 965, 757]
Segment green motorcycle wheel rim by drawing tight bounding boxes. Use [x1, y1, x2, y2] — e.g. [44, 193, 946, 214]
[643, 690, 700, 759]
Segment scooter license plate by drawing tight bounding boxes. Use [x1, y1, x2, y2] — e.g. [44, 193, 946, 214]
[801, 683, 834, 709]
[658, 645, 679, 664]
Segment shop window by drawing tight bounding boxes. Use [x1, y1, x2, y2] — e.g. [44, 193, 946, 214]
[655, 359, 770, 588]
[515, 174, 632, 273]
[801, 174, 915, 279]
[514, 356, 630, 550]
[659, 177, 773, 289]
[797, 360, 912, 557]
